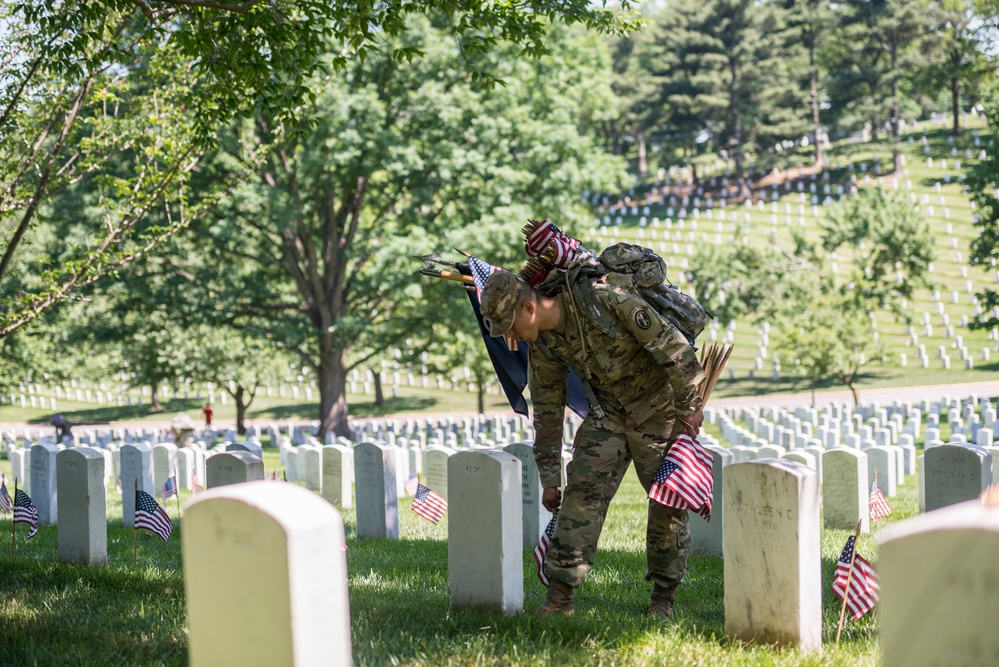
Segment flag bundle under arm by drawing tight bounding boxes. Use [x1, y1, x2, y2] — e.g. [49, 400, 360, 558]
[648, 434, 714, 520]
[831, 535, 879, 620]
[411, 483, 447, 524]
[533, 516, 557, 587]
[868, 478, 892, 522]
[0, 477, 11, 514]
[14, 489, 38, 539]
[163, 476, 178, 500]
[135, 489, 173, 542]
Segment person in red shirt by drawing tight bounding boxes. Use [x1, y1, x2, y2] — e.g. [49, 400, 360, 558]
[202, 403, 213, 428]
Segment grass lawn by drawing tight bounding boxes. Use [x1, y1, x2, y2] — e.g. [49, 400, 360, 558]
[0, 440, 910, 666]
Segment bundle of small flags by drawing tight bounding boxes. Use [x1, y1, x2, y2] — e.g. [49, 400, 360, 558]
[648, 433, 714, 520]
[163, 476, 178, 500]
[869, 478, 892, 522]
[0, 475, 11, 514]
[14, 489, 39, 539]
[411, 482, 448, 524]
[533, 516, 557, 587]
[135, 489, 173, 542]
[831, 535, 879, 620]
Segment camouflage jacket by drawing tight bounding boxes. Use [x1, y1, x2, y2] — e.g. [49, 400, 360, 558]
[530, 272, 705, 488]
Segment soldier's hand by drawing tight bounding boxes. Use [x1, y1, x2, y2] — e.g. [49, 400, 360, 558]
[680, 407, 704, 437]
[542, 487, 562, 513]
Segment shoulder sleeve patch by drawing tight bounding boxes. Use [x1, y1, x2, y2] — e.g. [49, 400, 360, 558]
[633, 309, 652, 330]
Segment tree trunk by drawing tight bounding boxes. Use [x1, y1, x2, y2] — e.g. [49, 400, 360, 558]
[846, 379, 860, 406]
[318, 337, 350, 438]
[234, 385, 249, 435]
[150, 385, 162, 411]
[951, 76, 961, 136]
[728, 60, 750, 199]
[691, 161, 699, 187]
[373, 370, 384, 408]
[611, 128, 621, 155]
[890, 30, 903, 174]
[477, 383, 486, 415]
[637, 130, 648, 177]
[810, 56, 823, 166]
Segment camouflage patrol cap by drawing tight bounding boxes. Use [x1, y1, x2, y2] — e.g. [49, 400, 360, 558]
[480, 270, 525, 337]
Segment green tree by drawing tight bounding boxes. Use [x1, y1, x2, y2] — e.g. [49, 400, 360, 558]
[176, 21, 627, 437]
[968, 87, 999, 330]
[921, 0, 998, 136]
[184, 326, 290, 434]
[700, 0, 809, 197]
[0, 0, 635, 338]
[826, 0, 936, 172]
[821, 188, 935, 318]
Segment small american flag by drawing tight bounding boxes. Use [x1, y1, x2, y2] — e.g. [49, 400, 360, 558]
[0, 478, 12, 514]
[411, 482, 448, 524]
[869, 478, 892, 522]
[191, 470, 204, 493]
[135, 489, 173, 542]
[14, 489, 38, 539]
[648, 434, 714, 520]
[533, 516, 557, 587]
[116, 477, 122, 494]
[404, 474, 420, 497]
[469, 256, 518, 351]
[831, 535, 879, 620]
[163, 476, 178, 500]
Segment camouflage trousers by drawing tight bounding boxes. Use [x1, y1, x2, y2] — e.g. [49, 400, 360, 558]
[545, 408, 690, 590]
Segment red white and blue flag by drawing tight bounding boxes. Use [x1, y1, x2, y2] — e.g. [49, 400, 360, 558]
[411, 482, 448, 525]
[163, 476, 178, 500]
[0, 476, 11, 514]
[404, 474, 420, 497]
[648, 434, 714, 520]
[469, 256, 518, 352]
[135, 489, 173, 542]
[869, 478, 892, 522]
[832, 535, 879, 620]
[533, 516, 557, 587]
[192, 470, 204, 493]
[14, 488, 38, 539]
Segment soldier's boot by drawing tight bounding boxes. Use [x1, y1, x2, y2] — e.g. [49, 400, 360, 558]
[536, 578, 574, 616]
[648, 583, 677, 620]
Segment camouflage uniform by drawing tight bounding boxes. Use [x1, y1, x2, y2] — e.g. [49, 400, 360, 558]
[530, 272, 704, 589]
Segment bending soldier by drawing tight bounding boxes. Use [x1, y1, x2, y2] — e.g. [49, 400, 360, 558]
[480, 269, 704, 619]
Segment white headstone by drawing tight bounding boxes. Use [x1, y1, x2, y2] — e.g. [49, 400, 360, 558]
[880, 500, 999, 667]
[56, 448, 107, 564]
[153, 443, 178, 496]
[354, 442, 399, 540]
[206, 451, 265, 489]
[724, 459, 821, 650]
[448, 450, 523, 613]
[689, 445, 732, 557]
[822, 448, 870, 532]
[424, 446, 456, 501]
[924, 444, 992, 512]
[30, 443, 59, 525]
[183, 482, 352, 667]
[121, 443, 154, 528]
[321, 445, 353, 508]
[502, 442, 551, 549]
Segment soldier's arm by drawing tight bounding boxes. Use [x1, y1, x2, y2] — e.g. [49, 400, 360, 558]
[608, 288, 704, 415]
[528, 343, 569, 488]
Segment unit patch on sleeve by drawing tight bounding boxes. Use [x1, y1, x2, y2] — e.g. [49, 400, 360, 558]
[633, 309, 652, 330]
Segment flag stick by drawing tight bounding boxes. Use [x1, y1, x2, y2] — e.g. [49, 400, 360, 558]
[174, 467, 181, 518]
[11, 478, 17, 555]
[835, 519, 864, 644]
[133, 478, 138, 567]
